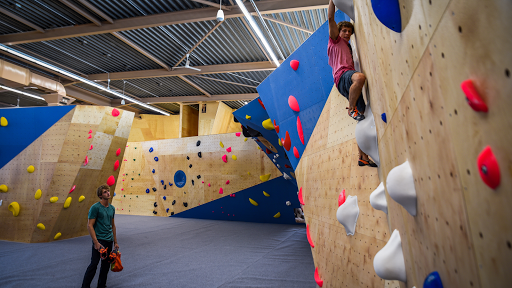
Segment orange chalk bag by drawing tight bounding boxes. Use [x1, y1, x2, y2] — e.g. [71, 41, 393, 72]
[108, 249, 123, 272]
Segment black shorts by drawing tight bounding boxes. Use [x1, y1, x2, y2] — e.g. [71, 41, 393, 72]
[337, 70, 366, 113]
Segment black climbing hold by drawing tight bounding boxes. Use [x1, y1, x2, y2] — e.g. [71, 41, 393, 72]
[197, 175, 201, 179]
[189, 164, 192, 168]
[153, 210, 157, 215]
[170, 212, 174, 215]
[172, 200, 176, 205]
[191, 180, 194, 185]
[183, 202, 188, 207]
[149, 147, 153, 152]
[198, 152, 202, 158]
[187, 156, 190, 160]
[154, 157, 159, 161]
[196, 140, 201, 146]
[154, 202, 157, 207]
[152, 187, 157, 192]
[164, 185, 167, 190]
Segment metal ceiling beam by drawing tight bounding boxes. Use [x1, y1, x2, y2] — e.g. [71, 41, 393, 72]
[178, 75, 211, 97]
[87, 61, 278, 81]
[0, 7, 45, 33]
[174, 20, 223, 68]
[77, 0, 114, 24]
[258, 14, 314, 34]
[239, 17, 271, 63]
[191, 75, 257, 88]
[190, 0, 231, 10]
[0, 0, 328, 45]
[59, 0, 102, 26]
[143, 93, 258, 103]
[65, 85, 111, 106]
[111, 32, 170, 70]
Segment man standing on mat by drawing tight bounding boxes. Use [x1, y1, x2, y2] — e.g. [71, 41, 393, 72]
[82, 184, 119, 288]
[327, 0, 377, 167]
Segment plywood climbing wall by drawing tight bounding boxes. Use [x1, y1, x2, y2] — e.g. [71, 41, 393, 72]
[112, 132, 281, 217]
[0, 106, 134, 243]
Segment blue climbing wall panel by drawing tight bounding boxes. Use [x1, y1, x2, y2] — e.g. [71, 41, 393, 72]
[233, 98, 297, 187]
[0, 106, 75, 170]
[257, 10, 349, 169]
[371, 0, 402, 33]
[172, 176, 301, 225]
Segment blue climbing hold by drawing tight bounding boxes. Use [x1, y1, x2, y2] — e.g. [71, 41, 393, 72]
[149, 147, 153, 153]
[154, 157, 159, 161]
[146, 188, 150, 193]
[169, 182, 173, 186]
[381, 113, 387, 123]
[163, 196, 167, 200]
[423, 271, 443, 288]
[161, 180, 164, 185]
[371, 0, 402, 33]
[166, 208, 169, 212]
[113, 192, 116, 197]
[174, 170, 186, 188]
[152, 169, 155, 173]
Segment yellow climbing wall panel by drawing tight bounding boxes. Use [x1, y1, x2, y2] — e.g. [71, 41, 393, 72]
[0, 106, 134, 243]
[127, 114, 180, 142]
[112, 133, 280, 217]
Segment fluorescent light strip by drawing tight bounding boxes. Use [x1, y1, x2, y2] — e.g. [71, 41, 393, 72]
[234, 0, 280, 67]
[0, 85, 46, 101]
[0, 44, 170, 116]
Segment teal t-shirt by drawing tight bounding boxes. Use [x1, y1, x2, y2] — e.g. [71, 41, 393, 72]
[88, 202, 115, 241]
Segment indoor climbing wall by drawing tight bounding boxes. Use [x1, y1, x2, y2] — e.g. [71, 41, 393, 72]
[112, 132, 287, 223]
[0, 106, 134, 243]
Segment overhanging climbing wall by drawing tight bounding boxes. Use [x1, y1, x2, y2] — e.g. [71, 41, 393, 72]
[0, 106, 134, 243]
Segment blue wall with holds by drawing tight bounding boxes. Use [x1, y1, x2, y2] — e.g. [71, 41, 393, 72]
[371, 0, 401, 33]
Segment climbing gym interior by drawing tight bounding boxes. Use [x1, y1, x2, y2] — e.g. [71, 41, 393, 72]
[0, 0, 510, 287]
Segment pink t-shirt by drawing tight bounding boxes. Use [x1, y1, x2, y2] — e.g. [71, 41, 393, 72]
[327, 36, 355, 88]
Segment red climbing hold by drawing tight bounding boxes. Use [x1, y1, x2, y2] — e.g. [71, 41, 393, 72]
[266, 148, 271, 154]
[338, 189, 346, 206]
[297, 116, 304, 145]
[114, 160, 120, 171]
[288, 96, 300, 112]
[285, 164, 291, 168]
[116, 148, 121, 156]
[84, 156, 89, 166]
[298, 187, 304, 205]
[283, 131, 291, 151]
[112, 108, 120, 117]
[306, 224, 314, 248]
[461, 79, 488, 112]
[219, 187, 224, 194]
[235, 132, 241, 137]
[226, 180, 230, 185]
[226, 147, 232, 153]
[293, 146, 300, 158]
[88, 135, 92, 139]
[477, 146, 500, 189]
[290, 59, 299, 71]
[69, 185, 76, 194]
[222, 155, 228, 163]
[258, 98, 266, 110]
[89, 145, 93, 150]
[88, 129, 92, 134]
[274, 120, 279, 133]
[107, 175, 115, 186]
[314, 267, 323, 287]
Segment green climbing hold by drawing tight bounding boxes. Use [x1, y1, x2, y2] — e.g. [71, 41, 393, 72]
[138, 174, 140, 176]
[136, 196, 138, 198]
[124, 195, 126, 197]
[133, 159, 136, 161]
[135, 147, 137, 149]
[131, 178, 134, 180]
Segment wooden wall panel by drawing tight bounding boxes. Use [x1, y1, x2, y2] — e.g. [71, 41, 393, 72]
[198, 102, 219, 136]
[127, 114, 180, 142]
[211, 102, 241, 135]
[180, 105, 199, 138]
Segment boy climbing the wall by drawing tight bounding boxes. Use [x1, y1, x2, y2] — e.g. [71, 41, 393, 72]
[327, 0, 377, 167]
[82, 184, 119, 288]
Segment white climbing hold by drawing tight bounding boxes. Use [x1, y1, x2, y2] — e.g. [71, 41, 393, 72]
[286, 201, 291, 206]
[370, 182, 388, 214]
[332, 0, 355, 20]
[373, 229, 407, 282]
[283, 173, 291, 180]
[276, 164, 280, 168]
[386, 160, 417, 216]
[336, 195, 359, 236]
[272, 159, 276, 163]
[355, 105, 380, 166]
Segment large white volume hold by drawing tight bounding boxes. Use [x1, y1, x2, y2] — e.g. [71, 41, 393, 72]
[336, 195, 359, 236]
[386, 161, 417, 216]
[355, 104, 380, 166]
[373, 229, 407, 282]
[370, 182, 388, 214]
[332, 0, 355, 21]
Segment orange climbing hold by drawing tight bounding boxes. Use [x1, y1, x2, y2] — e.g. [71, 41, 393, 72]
[338, 189, 346, 206]
[298, 187, 304, 205]
[288, 95, 300, 112]
[461, 79, 488, 112]
[114, 160, 120, 171]
[297, 116, 304, 145]
[112, 108, 120, 117]
[283, 131, 291, 151]
[314, 267, 323, 287]
[293, 146, 300, 158]
[107, 175, 115, 186]
[307, 224, 314, 248]
[477, 146, 500, 189]
[116, 148, 121, 156]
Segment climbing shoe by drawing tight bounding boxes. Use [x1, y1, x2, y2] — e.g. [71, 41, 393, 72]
[359, 158, 377, 167]
[347, 107, 365, 121]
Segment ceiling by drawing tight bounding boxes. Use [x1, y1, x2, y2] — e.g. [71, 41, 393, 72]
[0, 0, 328, 114]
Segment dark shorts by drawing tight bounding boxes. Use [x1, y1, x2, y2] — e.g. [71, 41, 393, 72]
[337, 70, 366, 113]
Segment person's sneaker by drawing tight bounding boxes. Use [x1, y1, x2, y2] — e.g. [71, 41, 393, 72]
[348, 107, 365, 121]
[358, 158, 378, 167]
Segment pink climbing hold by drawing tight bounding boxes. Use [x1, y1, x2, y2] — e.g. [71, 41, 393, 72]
[283, 131, 291, 151]
[226, 147, 232, 153]
[290, 59, 299, 71]
[219, 187, 224, 194]
[222, 155, 228, 163]
[307, 224, 314, 248]
[293, 146, 300, 158]
[297, 116, 304, 145]
[123, 159, 127, 161]
[461, 79, 488, 112]
[208, 183, 211, 187]
[121, 188, 124, 191]
[88, 129, 92, 134]
[235, 132, 241, 137]
[84, 156, 89, 166]
[88, 135, 92, 139]
[288, 95, 300, 112]
[107, 175, 115, 186]
[69, 185, 76, 194]
[89, 145, 93, 150]
[112, 108, 120, 117]
[298, 187, 304, 205]
[314, 267, 323, 287]
[202, 181, 204, 184]
[226, 180, 230, 185]
[477, 146, 500, 189]
[338, 189, 346, 206]
[114, 160, 120, 171]
[116, 148, 121, 156]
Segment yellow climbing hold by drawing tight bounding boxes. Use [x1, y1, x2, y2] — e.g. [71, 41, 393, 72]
[246, 115, 251, 120]
[244, 138, 248, 142]
[260, 173, 271, 182]
[263, 191, 270, 197]
[247, 172, 251, 175]
[273, 212, 281, 218]
[0, 184, 8, 192]
[63, 197, 72, 208]
[27, 165, 35, 173]
[232, 155, 237, 160]
[219, 141, 224, 148]
[0, 117, 7, 126]
[50, 197, 58, 203]
[262, 118, 275, 130]
[249, 198, 258, 206]
[278, 138, 283, 146]
[79, 195, 85, 202]
[257, 146, 261, 150]
[35, 189, 42, 200]
[36, 223, 45, 230]
[8, 202, 20, 216]
[54, 232, 62, 240]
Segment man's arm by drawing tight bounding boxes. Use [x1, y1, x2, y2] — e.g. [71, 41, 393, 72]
[328, 0, 339, 40]
[87, 218, 103, 250]
[112, 218, 119, 250]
